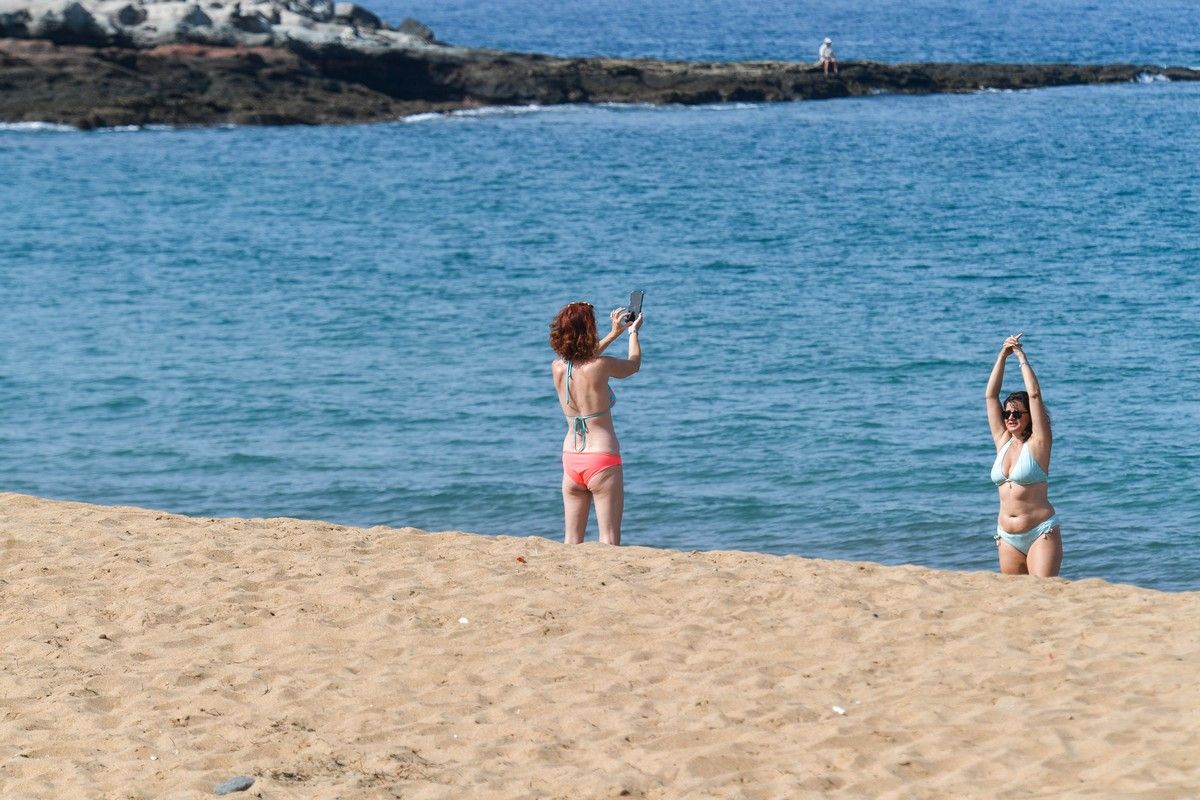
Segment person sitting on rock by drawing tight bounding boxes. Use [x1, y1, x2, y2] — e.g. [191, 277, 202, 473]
[819, 37, 838, 76]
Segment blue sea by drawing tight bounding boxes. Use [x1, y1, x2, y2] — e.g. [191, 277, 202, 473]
[2, 1, 1198, 590]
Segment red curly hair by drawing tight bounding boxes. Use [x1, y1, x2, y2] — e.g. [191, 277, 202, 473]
[549, 302, 598, 361]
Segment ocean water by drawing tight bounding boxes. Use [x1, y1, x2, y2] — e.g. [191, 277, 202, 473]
[386, 0, 1200, 66]
[2, 3, 1199, 591]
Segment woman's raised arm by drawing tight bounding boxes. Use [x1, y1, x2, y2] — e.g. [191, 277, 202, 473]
[606, 313, 643, 379]
[986, 334, 1020, 446]
[595, 307, 630, 355]
[1012, 342, 1050, 446]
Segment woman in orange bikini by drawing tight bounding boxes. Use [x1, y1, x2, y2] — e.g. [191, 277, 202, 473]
[549, 301, 644, 545]
[985, 333, 1062, 576]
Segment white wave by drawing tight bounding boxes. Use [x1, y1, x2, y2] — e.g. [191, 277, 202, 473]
[594, 101, 660, 111]
[401, 104, 549, 123]
[597, 100, 761, 112]
[696, 102, 762, 111]
[1, 121, 180, 134]
[402, 99, 765, 123]
[0, 121, 76, 132]
[976, 87, 1015, 94]
[451, 104, 545, 118]
[95, 124, 175, 133]
[1135, 72, 1171, 84]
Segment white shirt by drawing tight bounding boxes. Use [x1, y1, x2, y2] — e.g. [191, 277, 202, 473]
[819, 42, 835, 60]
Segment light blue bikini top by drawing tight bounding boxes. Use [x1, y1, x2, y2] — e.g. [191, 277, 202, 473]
[991, 437, 1048, 487]
[564, 359, 616, 452]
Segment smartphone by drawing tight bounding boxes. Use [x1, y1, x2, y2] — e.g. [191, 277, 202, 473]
[624, 289, 644, 324]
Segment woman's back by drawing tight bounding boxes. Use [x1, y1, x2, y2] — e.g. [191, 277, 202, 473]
[554, 357, 620, 453]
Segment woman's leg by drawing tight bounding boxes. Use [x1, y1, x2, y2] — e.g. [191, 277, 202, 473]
[997, 539, 1029, 575]
[1026, 528, 1062, 577]
[562, 474, 591, 544]
[589, 466, 624, 546]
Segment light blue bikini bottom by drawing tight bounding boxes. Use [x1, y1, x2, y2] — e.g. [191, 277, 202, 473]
[995, 514, 1061, 556]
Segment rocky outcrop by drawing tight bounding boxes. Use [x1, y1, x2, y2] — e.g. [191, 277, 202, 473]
[0, 39, 468, 127]
[2, 0, 1198, 129]
[0, 0, 438, 50]
[313, 48, 1196, 107]
[395, 16, 431, 43]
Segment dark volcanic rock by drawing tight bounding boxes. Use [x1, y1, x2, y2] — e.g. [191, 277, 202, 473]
[113, 4, 147, 27]
[397, 17, 433, 43]
[289, 43, 1200, 109]
[332, 2, 380, 30]
[0, 39, 460, 128]
[2, 36, 1197, 129]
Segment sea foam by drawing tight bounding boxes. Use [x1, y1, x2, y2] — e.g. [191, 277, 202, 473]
[402, 104, 548, 123]
[0, 121, 76, 132]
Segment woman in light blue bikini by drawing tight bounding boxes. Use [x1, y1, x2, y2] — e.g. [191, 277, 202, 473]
[985, 333, 1062, 576]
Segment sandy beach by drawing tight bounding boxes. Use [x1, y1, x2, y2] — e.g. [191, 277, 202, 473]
[1, 492, 1197, 798]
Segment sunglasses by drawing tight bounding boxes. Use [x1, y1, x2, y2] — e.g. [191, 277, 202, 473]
[1002, 409, 1026, 420]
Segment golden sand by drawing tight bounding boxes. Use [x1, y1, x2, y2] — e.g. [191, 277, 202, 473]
[1, 492, 1197, 798]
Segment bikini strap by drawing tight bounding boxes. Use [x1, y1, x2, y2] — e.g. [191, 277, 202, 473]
[563, 358, 611, 451]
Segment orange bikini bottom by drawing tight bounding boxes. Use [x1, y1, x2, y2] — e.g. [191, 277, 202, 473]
[562, 451, 622, 488]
